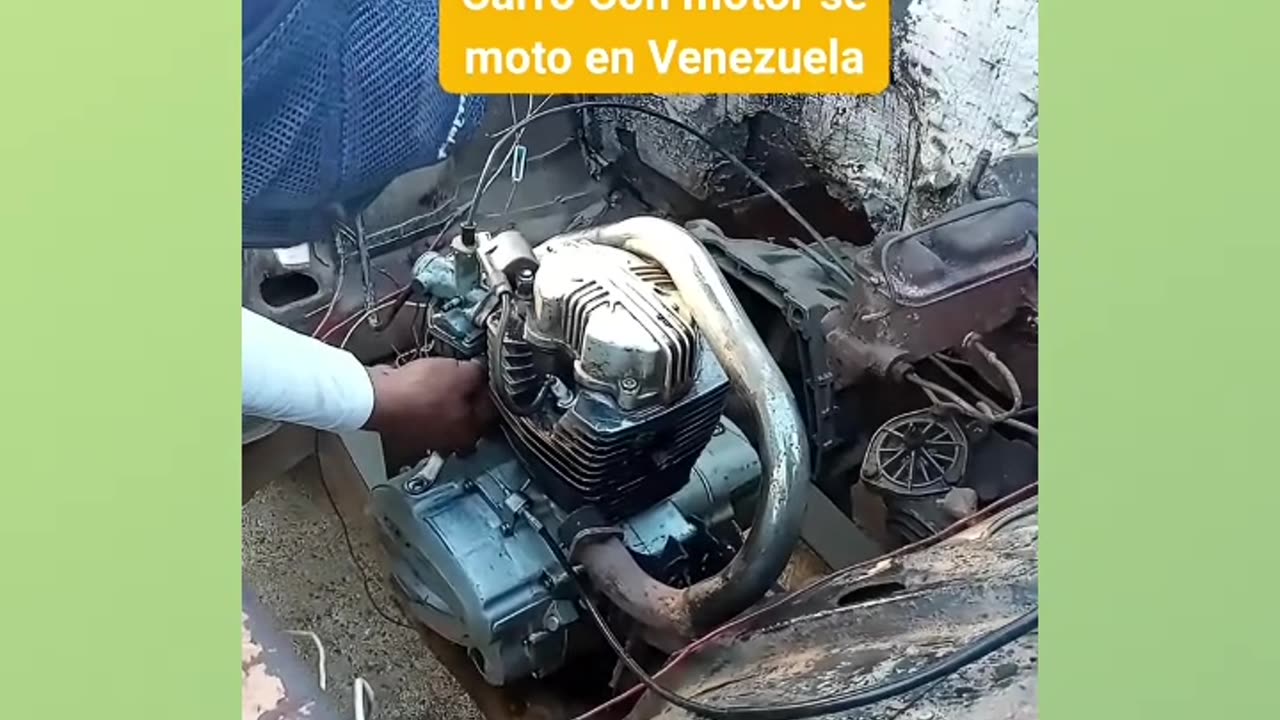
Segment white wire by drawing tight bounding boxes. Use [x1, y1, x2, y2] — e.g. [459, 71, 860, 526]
[281, 627, 381, 719]
[283, 630, 327, 692]
[478, 94, 543, 212]
[281, 628, 383, 720]
[337, 298, 396, 349]
[501, 95, 539, 214]
[318, 296, 427, 347]
[354, 677, 377, 720]
[486, 95, 553, 138]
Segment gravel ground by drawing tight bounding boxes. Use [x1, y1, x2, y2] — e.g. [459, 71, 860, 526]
[242, 455, 483, 720]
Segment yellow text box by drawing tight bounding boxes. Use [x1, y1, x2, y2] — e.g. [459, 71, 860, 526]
[440, 0, 890, 94]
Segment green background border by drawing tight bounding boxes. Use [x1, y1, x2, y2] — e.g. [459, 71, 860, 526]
[1, 2, 242, 715]
[3, 1, 1277, 717]
[1042, 2, 1279, 715]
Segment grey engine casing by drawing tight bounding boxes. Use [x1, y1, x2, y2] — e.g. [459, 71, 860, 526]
[369, 419, 759, 685]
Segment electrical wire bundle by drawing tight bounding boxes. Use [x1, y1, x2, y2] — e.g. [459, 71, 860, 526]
[313, 97, 887, 344]
[465, 100, 860, 293]
[309, 99, 865, 356]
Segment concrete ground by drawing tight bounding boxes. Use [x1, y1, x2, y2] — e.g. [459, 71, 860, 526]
[242, 434, 483, 720]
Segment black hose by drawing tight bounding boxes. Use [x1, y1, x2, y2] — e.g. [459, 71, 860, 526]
[532, 517, 1037, 720]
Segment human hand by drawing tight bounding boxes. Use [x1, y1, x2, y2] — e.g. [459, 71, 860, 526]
[363, 358, 497, 457]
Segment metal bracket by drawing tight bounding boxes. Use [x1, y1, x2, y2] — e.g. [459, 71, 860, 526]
[689, 221, 845, 460]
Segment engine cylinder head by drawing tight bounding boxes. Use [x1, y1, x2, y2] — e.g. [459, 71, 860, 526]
[487, 234, 731, 519]
[526, 236, 701, 411]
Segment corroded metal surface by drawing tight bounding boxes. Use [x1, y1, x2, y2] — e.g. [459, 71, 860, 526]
[628, 498, 1039, 720]
[822, 198, 1038, 388]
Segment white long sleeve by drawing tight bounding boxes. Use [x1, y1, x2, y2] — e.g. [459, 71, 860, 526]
[242, 308, 376, 431]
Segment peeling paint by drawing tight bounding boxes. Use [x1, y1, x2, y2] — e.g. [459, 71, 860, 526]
[592, 0, 1039, 230]
[900, 0, 1040, 197]
[632, 498, 1039, 720]
[243, 611, 290, 720]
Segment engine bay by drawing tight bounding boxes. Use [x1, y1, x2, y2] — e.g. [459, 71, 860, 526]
[369, 195, 1036, 712]
[243, 97, 1039, 719]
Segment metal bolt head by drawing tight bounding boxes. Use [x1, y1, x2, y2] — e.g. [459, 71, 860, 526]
[620, 377, 639, 392]
[404, 478, 428, 495]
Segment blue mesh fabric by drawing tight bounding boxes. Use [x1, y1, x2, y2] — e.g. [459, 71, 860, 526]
[242, 0, 486, 244]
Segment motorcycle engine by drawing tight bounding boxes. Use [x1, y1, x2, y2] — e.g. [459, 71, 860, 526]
[370, 226, 761, 685]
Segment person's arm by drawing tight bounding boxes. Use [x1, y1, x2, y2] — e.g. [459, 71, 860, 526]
[241, 307, 497, 456]
[241, 307, 375, 431]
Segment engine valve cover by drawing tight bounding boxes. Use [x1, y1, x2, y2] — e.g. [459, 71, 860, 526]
[491, 235, 732, 519]
[526, 236, 700, 411]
